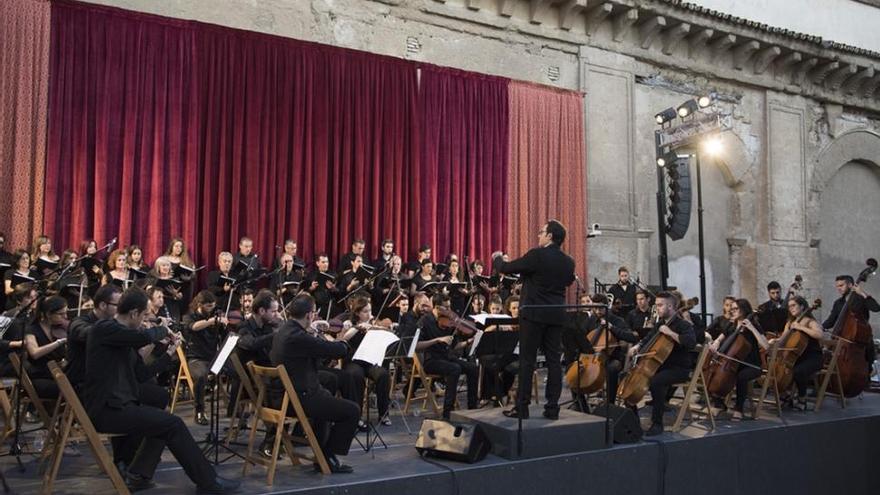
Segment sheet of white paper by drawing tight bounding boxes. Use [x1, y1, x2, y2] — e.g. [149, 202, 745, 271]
[353, 330, 400, 366]
[407, 328, 421, 358]
[211, 335, 240, 375]
[469, 313, 513, 326]
[469, 330, 484, 357]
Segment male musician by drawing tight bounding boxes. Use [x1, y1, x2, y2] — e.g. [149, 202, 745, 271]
[67, 284, 123, 390]
[269, 294, 360, 473]
[608, 266, 637, 316]
[270, 253, 303, 309]
[182, 291, 228, 425]
[231, 237, 262, 286]
[233, 290, 281, 434]
[627, 291, 695, 436]
[372, 255, 404, 319]
[416, 293, 479, 419]
[272, 239, 304, 271]
[206, 252, 236, 311]
[337, 239, 366, 276]
[306, 254, 338, 318]
[493, 220, 576, 420]
[373, 239, 395, 271]
[626, 290, 654, 340]
[337, 255, 371, 300]
[757, 281, 787, 335]
[822, 274, 880, 371]
[405, 244, 432, 278]
[84, 287, 239, 493]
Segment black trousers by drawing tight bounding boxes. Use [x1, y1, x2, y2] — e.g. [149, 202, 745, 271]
[734, 366, 763, 411]
[188, 359, 210, 413]
[480, 353, 518, 401]
[517, 319, 563, 411]
[111, 384, 170, 467]
[268, 387, 359, 457]
[648, 366, 690, 425]
[423, 357, 479, 411]
[343, 361, 390, 418]
[793, 352, 824, 398]
[93, 404, 216, 487]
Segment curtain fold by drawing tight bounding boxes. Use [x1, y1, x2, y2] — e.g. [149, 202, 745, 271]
[419, 65, 509, 264]
[0, 0, 49, 247]
[507, 81, 587, 279]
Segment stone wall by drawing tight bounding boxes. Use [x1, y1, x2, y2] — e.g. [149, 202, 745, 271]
[78, 0, 880, 321]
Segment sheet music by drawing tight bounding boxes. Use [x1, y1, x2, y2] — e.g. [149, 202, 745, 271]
[407, 328, 421, 358]
[353, 329, 399, 366]
[469, 330, 484, 357]
[469, 313, 513, 326]
[210, 335, 240, 375]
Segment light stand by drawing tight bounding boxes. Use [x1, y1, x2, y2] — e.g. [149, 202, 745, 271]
[694, 152, 708, 325]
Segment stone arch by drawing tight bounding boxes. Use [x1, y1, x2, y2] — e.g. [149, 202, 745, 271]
[808, 129, 880, 244]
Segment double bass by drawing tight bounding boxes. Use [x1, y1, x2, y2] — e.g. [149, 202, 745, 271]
[772, 298, 822, 394]
[827, 258, 877, 397]
[618, 314, 677, 406]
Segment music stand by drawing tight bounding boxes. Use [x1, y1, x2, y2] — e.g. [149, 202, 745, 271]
[200, 335, 246, 465]
[471, 320, 519, 406]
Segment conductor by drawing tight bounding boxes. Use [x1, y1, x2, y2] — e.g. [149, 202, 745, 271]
[492, 220, 575, 420]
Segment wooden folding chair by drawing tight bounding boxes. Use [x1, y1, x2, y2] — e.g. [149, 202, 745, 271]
[243, 363, 330, 485]
[226, 354, 257, 445]
[402, 354, 442, 415]
[670, 344, 716, 432]
[0, 378, 16, 445]
[811, 337, 847, 411]
[9, 353, 52, 430]
[43, 361, 129, 495]
[169, 346, 195, 414]
[754, 345, 786, 419]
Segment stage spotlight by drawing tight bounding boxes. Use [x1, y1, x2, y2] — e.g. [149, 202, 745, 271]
[655, 107, 677, 125]
[703, 136, 723, 155]
[677, 99, 699, 118]
[656, 151, 677, 167]
[697, 94, 713, 108]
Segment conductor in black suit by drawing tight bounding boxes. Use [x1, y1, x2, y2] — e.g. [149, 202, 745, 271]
[493, 220, 575, 420]
[83, 287, 239, 494]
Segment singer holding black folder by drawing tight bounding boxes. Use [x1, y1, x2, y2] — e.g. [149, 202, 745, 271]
[492, 220, 575, 420]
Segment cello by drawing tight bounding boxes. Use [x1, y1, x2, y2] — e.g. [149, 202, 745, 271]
[703, 313, 764, 399]
[565, 317, 621, 394]
[617, 314, 677, 406]
[771, 298, 822, 394]
[827, 258, 878, 397]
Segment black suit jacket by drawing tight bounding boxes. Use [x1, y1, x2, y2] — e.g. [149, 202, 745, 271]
[83, 319, 167, 418]
[493, 244, 575, 325]
[66, 311, 98, 387]
[270, 320, 350, 396]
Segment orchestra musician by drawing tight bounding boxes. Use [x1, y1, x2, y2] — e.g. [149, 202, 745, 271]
[4, 249, 36, 304]
[757, 281, 788, 335]
[150, 256, 184, 320]
[102, 249, 131, 288]
[627, 291, 696, 436]
[707, 296, 737, 340]
[126, 244, 150, 274]
[206, 252, 236, 312]
[181, 291, 227, 425]
[270, 252, 303, 309]
[405, 245, 431, 278]
[83, 287, 239, 493]
[372, 239, 395, 271]
[67, 285, 123, 390]
[33, 235, 61, 279]
[707, 299, 768, 418]
[478, 296, 521, 407]
[25, 296, 69, 402]
[272, 239, 304, 271]
[771, 296, 826, 410]
[608, 266, 636, 316]
[305, 253, 338, 318]
[493, 220, 576, 420]
[416, 293, 479, 419]
[338, 295, 392, 425]
[337, 239, 366, 276]
[0, 284, 36, 378]
[625, 290, 654, 340]
[822, 274, 879, 372]
[269, 294, 360, 474]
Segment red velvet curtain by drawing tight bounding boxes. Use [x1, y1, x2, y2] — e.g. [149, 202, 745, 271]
[419, 65, 509, 264]
[45, 1, 421, 265]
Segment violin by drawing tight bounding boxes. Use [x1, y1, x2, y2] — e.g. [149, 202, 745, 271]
[436, 306, 478, 337]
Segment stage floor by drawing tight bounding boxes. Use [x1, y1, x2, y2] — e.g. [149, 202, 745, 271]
[3, 387, 880, 495]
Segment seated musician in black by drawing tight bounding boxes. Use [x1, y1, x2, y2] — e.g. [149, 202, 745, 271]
[24, 296, 69, 402]
[627, 291, 696, 436]
[416, 293, 479, 419]
[84, 287, 238, 493]
[587, 294, 639, 400]
[772, 296, 826, 409]
[182, 291, 227, 426]
[625, 290, 654, 340]
[68, 284, 122, 391]
[478, 296, 519, 406]
[822, 274, 880, 373]
[338, 295, 392, 425]
[233, 289, 280, 421]
[0, 284, 36, 378]
[707, 299, 768, 418]
[707, 296, 737, 340]
[269, 294, 360, 474]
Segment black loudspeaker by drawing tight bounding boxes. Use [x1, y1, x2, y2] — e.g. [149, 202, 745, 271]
[415, 419, 491, 463]
[591, 403, 643, 444]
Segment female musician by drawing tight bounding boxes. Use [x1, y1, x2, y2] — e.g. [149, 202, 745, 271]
[55, 249, 87, 311]
[466, 294, 486, 317]
[707, 296, 737, 340]
[444, 259, 469, 315]
[150, 256, 184, 320]
[772, 296, 825, 409]
[79, 239, 104, 296]
[126, 244, 151, 273]
[708, 299, 768, 418]
[4, 250, 36, 298]
[181, 291, 227, 425]
[163, 237, 195, 270]
[32, 235, 60, 278]
[411, 259, 437, 294]
[102, 249, 130, 288]
[24, 296, 69, 401]
[339, 296, 392, 426]
[478, 296, 520, 406]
